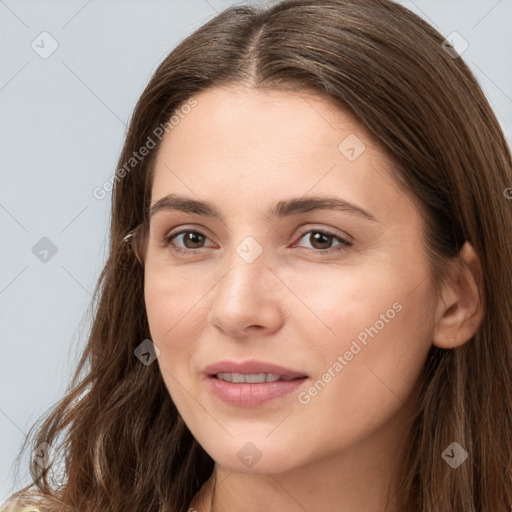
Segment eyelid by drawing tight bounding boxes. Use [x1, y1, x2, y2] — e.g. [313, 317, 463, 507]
[295, 225, 353, 244]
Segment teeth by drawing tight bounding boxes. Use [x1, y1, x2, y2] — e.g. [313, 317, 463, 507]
[216, 372, 283, 383]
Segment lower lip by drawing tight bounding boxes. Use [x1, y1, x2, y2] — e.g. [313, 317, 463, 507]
[207, 375, 308, 407]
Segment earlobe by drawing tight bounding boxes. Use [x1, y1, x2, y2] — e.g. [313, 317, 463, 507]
[432, 241, 486, 349]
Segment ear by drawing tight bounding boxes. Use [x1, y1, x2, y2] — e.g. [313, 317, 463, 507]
[432, 241, 486, 349]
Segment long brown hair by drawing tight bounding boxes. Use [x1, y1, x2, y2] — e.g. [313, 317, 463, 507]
[4, 0, 512, 510]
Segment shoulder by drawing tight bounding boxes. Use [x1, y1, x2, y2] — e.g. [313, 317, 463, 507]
[1, 507, 41, 512]
[1, 499, 43, 512]
[1, 508, 41, 512]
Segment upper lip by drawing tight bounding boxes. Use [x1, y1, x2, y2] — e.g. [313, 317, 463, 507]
[204, 360, 308, 378]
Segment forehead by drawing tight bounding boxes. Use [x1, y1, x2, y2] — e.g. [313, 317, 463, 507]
[151, 85, 421, 228]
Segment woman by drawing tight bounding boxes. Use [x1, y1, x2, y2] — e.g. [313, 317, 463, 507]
[4, 0, 512, 510]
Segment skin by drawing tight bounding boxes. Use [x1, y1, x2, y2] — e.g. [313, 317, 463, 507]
[143, 85, 485, 512]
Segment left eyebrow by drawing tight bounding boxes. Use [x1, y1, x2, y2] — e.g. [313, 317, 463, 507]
[148, 193, 378, 222]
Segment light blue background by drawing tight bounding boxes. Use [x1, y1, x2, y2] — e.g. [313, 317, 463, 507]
[1, 0, 511, 502]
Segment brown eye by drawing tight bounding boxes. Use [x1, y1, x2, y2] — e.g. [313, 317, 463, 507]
[307, 232, 333, 250]
[178, 231, 205, 249]
[164, 230, 214, 253]
[294, 229, 352, 254]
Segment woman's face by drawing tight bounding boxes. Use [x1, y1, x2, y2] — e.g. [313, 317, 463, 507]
[144, 85, 438, 474]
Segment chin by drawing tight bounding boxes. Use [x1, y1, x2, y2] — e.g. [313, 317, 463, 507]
[195, 434, 306, 475]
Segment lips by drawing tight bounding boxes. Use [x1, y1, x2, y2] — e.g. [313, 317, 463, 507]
[204, 360, 308, 379]
[203, 360, 309, 407]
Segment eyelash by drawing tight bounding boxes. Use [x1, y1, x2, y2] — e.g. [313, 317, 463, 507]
[162, 227, 353, 256]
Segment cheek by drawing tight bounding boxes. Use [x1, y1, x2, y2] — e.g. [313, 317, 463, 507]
[303, 281, 433, 436]
[294, 259, 434, 410]
[144, 275, 200, 407]
[144, 269, 210, 340]
[283, 261, 403, 351]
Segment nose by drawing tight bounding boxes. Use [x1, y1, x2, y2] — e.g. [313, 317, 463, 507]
[208, 243, 284, 338]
